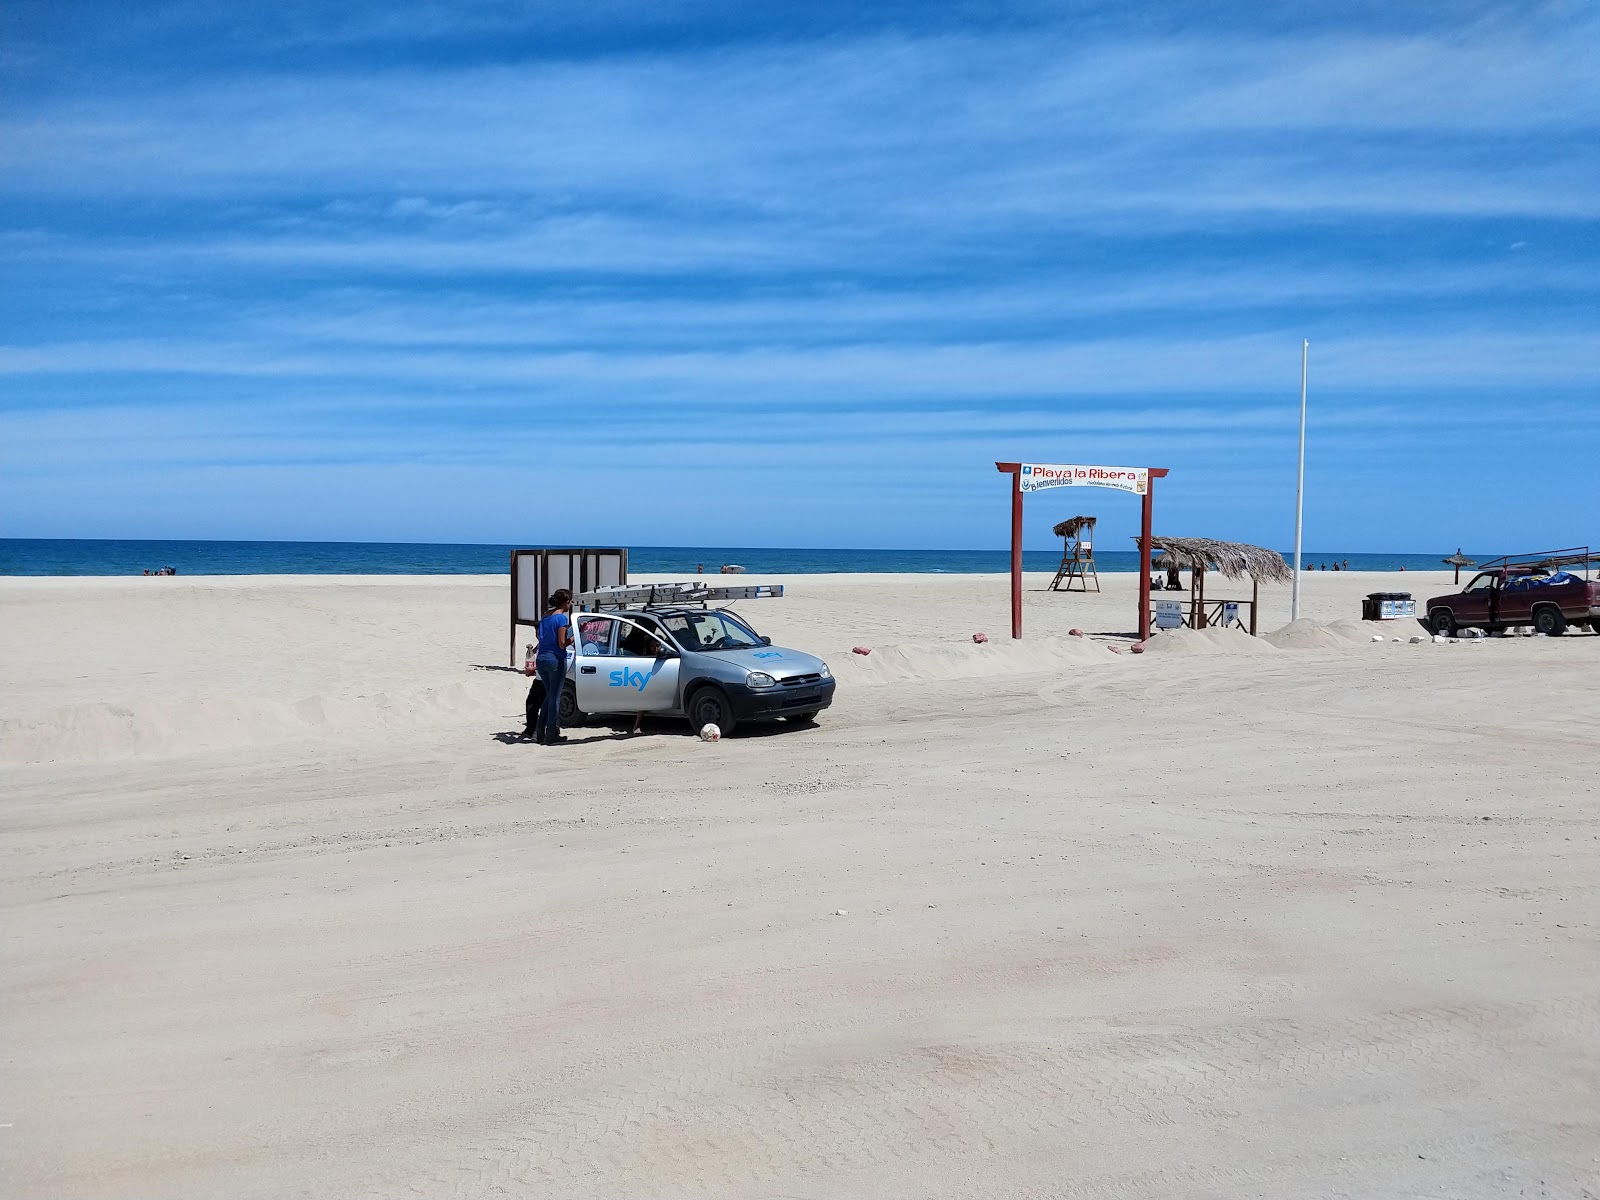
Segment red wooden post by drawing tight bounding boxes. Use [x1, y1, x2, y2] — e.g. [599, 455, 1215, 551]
[1010, 471, 1024, 638]
[1138, 483, 1153, 642]
[996, 462, 1023, 639]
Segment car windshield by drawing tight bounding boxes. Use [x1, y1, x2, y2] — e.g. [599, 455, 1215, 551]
[667, 610, 765, 651]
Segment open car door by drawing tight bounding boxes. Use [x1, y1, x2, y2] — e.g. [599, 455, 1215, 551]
[573, 613, 681, 715]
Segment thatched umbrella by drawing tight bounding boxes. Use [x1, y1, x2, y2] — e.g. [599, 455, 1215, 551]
[1052, 515, 1096, 540]
[1442, 548, 1475, 584]
[1139, 536, 1292, 584]
[1134, 536, 1291, 635]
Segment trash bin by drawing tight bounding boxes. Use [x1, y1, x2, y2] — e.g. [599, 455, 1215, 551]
[1363, 591, 1414, 620]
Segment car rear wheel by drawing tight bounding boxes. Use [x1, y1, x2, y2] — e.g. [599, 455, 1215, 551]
[559, 681, 586, 726]
[688, 686, 736, 736]
[1532, 605, 1567, 636]
[1428, 608, 1457, 637]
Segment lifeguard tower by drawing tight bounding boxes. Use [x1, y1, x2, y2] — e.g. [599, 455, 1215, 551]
[1049, 515, 1099, 592]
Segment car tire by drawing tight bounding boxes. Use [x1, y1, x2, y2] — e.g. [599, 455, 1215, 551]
[786, 710, 819, 725]
[558, 680, 586, 726]
[1591, 618, 1600, 635]
[1532, 605, 1567, 637]
[688, 686, 736, 736]
[1428, 608, 1457, 637]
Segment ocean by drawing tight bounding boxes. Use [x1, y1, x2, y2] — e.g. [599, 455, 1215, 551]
[0, 539, 1456, 577]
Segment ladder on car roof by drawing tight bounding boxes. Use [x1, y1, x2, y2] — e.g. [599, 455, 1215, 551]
[575, 582, 784, 611]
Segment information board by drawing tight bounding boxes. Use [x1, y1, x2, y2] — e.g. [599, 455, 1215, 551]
[1154, 600, 1184, 630]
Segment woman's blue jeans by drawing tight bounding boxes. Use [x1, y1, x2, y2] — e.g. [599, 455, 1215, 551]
[535, 652, 566, 739]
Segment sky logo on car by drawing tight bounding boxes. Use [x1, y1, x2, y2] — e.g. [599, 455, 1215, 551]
[609, 668, 652, 692]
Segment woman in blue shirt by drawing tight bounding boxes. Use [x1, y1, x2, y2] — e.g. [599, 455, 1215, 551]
[533, 588, 573, 745]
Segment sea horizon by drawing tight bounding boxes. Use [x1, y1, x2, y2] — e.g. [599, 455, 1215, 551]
[0, 538, 1467, 578]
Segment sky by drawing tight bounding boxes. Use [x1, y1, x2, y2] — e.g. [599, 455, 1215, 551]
[1, 0, 1595, 554]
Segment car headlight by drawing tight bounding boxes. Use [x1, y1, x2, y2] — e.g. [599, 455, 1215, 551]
[746, 671, 777, 689]
[818, 662, 831, 679]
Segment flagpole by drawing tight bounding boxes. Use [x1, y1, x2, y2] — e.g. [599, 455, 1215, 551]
[1291, 339, 1308, 621]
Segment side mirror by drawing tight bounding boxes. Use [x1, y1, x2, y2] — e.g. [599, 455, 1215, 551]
[761, 636, 772, 645]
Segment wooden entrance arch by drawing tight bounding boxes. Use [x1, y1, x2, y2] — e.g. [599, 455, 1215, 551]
[995, 462, 1170, 641]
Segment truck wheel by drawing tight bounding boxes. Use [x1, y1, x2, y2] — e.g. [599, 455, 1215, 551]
[1532, 606, 1567, 637]
[1428, 608, 1457, 637]
[688, 686, 736, 737]
[558, 681, 586, 726]
[1591, 619, 1600, 635]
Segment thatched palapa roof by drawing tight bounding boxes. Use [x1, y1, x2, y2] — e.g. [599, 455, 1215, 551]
[1442, 548, 1476, 568]
[1135, 536, 1292, 584]
[1052, 515, 1097, 539]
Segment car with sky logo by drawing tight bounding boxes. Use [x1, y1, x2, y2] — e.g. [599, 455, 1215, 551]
[554, 604, 835, 735]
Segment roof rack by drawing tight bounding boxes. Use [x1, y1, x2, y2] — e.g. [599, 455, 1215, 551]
[575, 582, 784, 611]
[1479, 546, 1593, 576]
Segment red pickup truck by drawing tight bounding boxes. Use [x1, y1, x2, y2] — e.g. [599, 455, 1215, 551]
[1423, 566, 1600, 636]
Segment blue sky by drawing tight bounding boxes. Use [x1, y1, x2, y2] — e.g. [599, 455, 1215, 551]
[1, 0, 1595, 553]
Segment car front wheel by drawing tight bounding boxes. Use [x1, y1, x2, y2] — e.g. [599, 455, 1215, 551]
[688, 686, 736, 736]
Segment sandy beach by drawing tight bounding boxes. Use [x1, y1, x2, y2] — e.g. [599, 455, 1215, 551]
[2, 569, 1596, 1198]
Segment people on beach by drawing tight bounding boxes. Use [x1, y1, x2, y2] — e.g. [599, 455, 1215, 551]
[532, 589, 573, 745]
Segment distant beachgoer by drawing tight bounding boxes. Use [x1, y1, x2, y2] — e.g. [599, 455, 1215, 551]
[533, 589, 573, 745]
[696, 563, 704, 574]
[1332, 561, 1340, 572]
[1166, 564, 1181, 591]
[1343, 559, 1349, 571]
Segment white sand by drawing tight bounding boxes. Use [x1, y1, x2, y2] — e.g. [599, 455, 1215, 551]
[2, 569, 1596, 1197]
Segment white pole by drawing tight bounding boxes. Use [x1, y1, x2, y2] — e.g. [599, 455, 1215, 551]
[1291, 339, 1308, 621]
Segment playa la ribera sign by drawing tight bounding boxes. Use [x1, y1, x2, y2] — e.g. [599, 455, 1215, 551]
[1020, 463, 1149, 495]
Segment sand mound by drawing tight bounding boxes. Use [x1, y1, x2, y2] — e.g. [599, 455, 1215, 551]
[0, 679, 517, 763]
[837, 634, 1113, 685]
[1263, 617, 1385, 650]
[1138, 626, 1278, 656]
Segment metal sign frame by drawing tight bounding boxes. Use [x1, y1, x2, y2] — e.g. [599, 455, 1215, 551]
[510, 548, 628, 665]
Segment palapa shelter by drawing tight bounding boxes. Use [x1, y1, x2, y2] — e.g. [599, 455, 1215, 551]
[1135, 536, 1291, 635]
[1442, 548, 1476, 584]
[1049, 515, 1099, 592]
